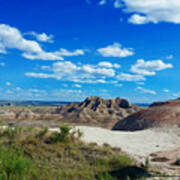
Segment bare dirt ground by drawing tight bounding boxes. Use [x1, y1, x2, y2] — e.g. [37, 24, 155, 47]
[70, 126, 180, 157]
[72, 126, 180, 176]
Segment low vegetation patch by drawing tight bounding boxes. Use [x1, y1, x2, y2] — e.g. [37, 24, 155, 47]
[0, 125, 146, 180]
[0, 147, 37, 180]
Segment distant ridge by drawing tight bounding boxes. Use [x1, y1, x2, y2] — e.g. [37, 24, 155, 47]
[0, 100, 149, 107]
[0, 100, 72, 106]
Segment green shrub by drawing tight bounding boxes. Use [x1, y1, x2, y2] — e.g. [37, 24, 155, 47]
[49, 132, 61, 143]
[0, 147, 37, 180]
[93, 154, 132, 172]
[36, 127, 48, 139]
[108, 155, 132, 169]
[59, 125, 71, 141]
[49, 125, 72, 143]
[1, 127, 15, 138]
[0, 126, 23, 139]
[14, 126, 23, 136]
[97, 171, 117, 180]
[94, 157, 109, 167]
[103, 143, 111, 148]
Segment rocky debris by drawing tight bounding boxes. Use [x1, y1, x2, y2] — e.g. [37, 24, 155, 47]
[149, 147, 180, 175]
[112, 99, 180, 131]
[56, 96, 140, 128]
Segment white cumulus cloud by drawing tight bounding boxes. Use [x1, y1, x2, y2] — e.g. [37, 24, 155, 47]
[56, 48, 84, 56]
[117, 73, 145, 82]
[131, 59, 173, 76]
[25, 61, 118, 84]
[25, 32, 54, 43]
[163, 89, 169, 93]
[98, 61, 121, 68]
[87, 0, 180, 24]
[22, 48, 85, 60]
[22, 51, 64, 61]
[119, 0, 180, 24]
[128, 14, 152, 24]
[0, 24, 42, 53]
[0, 24, 85, 61]
[136, 87, 156, 95]
[97, 43, 134, 58]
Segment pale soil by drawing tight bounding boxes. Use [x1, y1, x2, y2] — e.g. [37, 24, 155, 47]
[49, 126, 180, 157]
[68, 126, 180, 176]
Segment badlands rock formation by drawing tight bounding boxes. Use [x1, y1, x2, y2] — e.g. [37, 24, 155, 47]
[0, 97, 140, 128]
[56, 96, 140, 128]
[113, 99, 180, 131]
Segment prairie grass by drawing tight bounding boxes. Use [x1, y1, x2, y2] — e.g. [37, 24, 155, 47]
[0, 125, 141, 180]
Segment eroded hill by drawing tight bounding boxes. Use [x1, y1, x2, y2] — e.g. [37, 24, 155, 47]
[113, 99, 180, 131]
[56, 96, 141, 128]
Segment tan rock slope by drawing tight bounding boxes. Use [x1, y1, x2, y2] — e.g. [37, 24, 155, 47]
[113, 99, 180, 131]
[56, 96, 140, 128]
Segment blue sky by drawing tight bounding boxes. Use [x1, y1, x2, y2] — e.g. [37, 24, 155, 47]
[0, 0, 180, 103]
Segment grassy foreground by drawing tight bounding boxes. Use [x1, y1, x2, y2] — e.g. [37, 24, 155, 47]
[0, 125, 150, 180]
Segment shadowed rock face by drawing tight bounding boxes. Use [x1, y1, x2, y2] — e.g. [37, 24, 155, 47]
[56, 96, 140, 128]
[113, 99, 180, 131]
